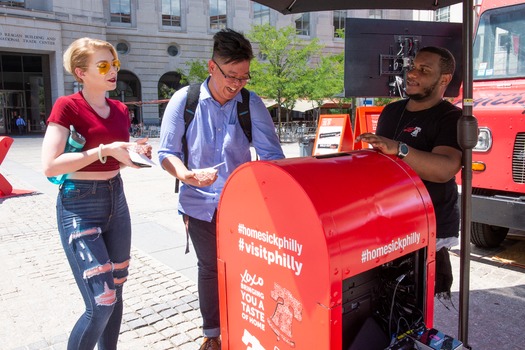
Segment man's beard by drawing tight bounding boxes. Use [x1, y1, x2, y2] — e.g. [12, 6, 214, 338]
[406, 78, 440, 101]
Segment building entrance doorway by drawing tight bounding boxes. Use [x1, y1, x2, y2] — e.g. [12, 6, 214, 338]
[0, 91, 25, 134]
[0, 52, 51, 135]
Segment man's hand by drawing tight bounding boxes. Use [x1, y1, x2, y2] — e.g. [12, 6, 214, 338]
[181, 168, 218, 188]
[355, 133, 398, 156]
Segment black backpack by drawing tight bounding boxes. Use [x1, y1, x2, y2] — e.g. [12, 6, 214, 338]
[175, 83, 252, 192]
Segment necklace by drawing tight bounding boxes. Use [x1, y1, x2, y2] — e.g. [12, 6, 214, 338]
[393, 106, 416, 141]
[393, 99, 445, 140]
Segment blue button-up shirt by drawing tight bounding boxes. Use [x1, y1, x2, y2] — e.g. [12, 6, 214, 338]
[158, 79, 285, 222]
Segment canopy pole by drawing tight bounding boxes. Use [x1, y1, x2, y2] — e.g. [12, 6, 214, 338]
[458, 0, 477, 348]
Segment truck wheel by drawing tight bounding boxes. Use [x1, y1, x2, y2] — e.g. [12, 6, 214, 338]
[470, 188, 509, 248]
[470, 221, 509, 248]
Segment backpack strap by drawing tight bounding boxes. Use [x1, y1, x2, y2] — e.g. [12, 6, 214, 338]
[238, 88, 252, 143]
[184, 83, 201, 132]
[175, 83, 201, 193]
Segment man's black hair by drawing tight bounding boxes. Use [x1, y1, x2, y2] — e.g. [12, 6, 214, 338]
[418, 46, 455, 75]
[212, 28, 254, 64]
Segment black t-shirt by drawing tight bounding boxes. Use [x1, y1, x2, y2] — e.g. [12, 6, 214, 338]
[376, 99, 462, 239]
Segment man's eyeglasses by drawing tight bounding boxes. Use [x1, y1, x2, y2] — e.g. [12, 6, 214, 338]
[96, 59, 121, 75]
[213, 60, 251, 84]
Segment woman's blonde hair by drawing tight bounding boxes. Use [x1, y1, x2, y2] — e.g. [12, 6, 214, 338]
[63, 37, 118, 83]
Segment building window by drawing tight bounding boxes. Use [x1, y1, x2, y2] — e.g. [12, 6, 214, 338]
[162, 0, 181, 27]
[333, 10, 346, 38]
[0, 0, 24, 7]
[496, 32, 511, 53]
[210, 0, 227, 30]
[435, 7, 450, 22]
[257, 52, 267, 61]
[110, 0, 131, 24]
[369, 9, 382, 19]
[295, 13, 310, 36]
[253, 3, 270, 26]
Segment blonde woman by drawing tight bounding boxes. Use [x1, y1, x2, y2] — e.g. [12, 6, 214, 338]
[42, 37, 150, 349]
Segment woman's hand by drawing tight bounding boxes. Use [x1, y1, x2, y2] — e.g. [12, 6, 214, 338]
[103, 142, 137, 167]
[105, 138, 152, 168]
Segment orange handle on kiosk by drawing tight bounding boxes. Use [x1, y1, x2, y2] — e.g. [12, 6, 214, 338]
[217, 150, 436, 350]
[353, 106, 384, 150]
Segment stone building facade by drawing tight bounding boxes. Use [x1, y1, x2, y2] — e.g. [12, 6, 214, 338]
[0, 0, 439, 134]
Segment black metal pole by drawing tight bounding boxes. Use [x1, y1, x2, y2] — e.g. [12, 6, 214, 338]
[458, 0, 477, 348]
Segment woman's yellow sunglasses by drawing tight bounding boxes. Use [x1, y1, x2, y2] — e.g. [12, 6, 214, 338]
[96, 59, 121, 75]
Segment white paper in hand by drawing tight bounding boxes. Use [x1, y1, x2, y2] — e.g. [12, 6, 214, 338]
[129, 150, 156, 167]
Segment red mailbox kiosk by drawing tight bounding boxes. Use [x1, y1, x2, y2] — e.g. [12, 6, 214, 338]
[217, 150, 436, 350]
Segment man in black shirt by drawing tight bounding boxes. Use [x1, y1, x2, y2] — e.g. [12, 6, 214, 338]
[356, 47, 462, 298]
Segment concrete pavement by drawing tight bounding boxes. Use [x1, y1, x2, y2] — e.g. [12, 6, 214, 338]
[0, 136, 300, 350]
[1, 135, 524, 349]
[1, 137, 203, 349]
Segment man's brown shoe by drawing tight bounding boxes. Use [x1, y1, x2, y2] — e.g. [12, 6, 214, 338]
[200, 337, 221, 350]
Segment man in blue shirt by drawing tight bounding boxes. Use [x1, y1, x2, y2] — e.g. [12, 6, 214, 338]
[15, 112, 26, 135]
[158, 28, 284, 350]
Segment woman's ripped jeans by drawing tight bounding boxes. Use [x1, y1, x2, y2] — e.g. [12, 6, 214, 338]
[57, 174, 131, 350]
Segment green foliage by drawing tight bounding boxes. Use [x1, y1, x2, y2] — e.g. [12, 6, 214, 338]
[309, 51, 346, 104]
[311, 28, 353, 114]
[185, 60, 209, 84]
[247, 23, 354, 127]
[157, 61, 208, 100]
[374, 97, 400, 106]
[247, 24, 323, 122]
[158, 83, 175, 100]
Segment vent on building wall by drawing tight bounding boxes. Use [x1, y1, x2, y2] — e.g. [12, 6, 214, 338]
[116, 42, 130, 55]
[167, 44, 179, 57]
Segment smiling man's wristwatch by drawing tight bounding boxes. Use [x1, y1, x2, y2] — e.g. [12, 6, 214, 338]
[397, 142, 409, 159]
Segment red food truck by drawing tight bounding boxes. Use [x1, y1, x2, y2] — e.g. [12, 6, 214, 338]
[463, 0, 525, 247]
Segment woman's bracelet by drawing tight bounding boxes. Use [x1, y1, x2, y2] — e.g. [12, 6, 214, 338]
[98, 144, 107, 164]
